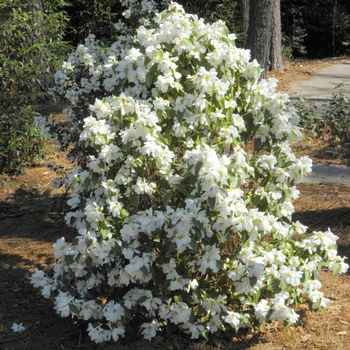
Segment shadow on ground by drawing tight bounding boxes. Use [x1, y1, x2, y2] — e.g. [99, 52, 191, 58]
[0, 187, 75, 242]
[293, 206, 350, 260]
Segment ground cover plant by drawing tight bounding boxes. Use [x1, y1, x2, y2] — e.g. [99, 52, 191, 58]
[27, 0, 350, 346]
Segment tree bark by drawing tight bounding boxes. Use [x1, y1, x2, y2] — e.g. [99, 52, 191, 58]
[244, 0, 284, 77]
[242, 0, 250, 45]
[245, 0, 274, 79]
[270, 0, 284, 71]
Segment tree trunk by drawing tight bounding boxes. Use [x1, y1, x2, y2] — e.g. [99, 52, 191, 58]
[242, 0, 250, 45]
[245, 0, 274, 79]
[244, 0, 284, 77]
[270, 0, 284, 71]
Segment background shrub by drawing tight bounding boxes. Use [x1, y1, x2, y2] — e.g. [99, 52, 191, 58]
[0, 0, 71, 173]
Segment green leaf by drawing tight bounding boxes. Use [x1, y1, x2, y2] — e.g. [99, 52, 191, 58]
[140, 265, 149, 276]
[249, 276, 258, 287]
[168, 242, 177, 253]
[130, 195, 139, 208]
[176, 110, 185, 122]
[110, 244, 122, 256]
[189, 240, 197, 250]
[120, 208, 129, 217]
[91, 172, 99, 187]
[161, 279, 171, 290]
[136, 296, 148, 304]
[162, 191, 172, 206]
[139, 232, 150, 242]
[69, 303, 80, 315]
[98, 221, 110, 239]
[64, 255, 74, 265]
[216, 260, 224, 270]
[174, 295, 183, 303]
[332, 263, 342, 275]
[146, 72, 153, 88]
[83, 177, 90, 191]
[254, 137, 262, 152]
[217, 276, 228, 287]
[260, 174, 270, 187]
[194, 161, 203, 177]
[208, 196, 216, 210]
[85, 256, 93, 269]
[201, 328, 209, 340]
[301, 270, 311, 283]
[191, 217, 203, 230]
[144, 56, 151, 66]
[282, 161, 295, 169]
[174, 183, 187, 195]
[182, 294, 195, 304]
[266, 277, 280, 293]
[225, 108, 233, 122]
[85, 237, 93, 249]
[185, 80, 194, 92]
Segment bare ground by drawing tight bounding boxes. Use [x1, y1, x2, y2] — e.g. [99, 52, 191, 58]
[1, 58, 350, 350]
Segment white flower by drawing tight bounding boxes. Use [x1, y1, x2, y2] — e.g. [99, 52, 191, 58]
[279, 265, 302, 287]
[202, 296, 227, 314]
[162, 259, 179, 279]
[108, 324, 125, 342]
[182, 322, 205, 339]
[107, 196, 123, 217]
[141, 320, 159, 340]
[222, 311, 240, 327]
[206, 314, 222, 333]
[54, 291, 74, 318]
[196, 244, 221, 274]
[88, 323, 108, 344]
[254, 299, 270, 322]
[132, 177, 156, 195]
[79, 301, 97, 320]
[193, 67, 218, 93]
[84, 201, 104, 223]
[30, 268, 50, 288]
[141, 296, 162, 316]
[11, 323, 25, 333]
[170, 302, 191, 324]
[103, 301, 125, 322]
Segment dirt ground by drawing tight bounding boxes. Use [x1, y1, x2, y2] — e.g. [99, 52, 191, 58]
[1, 58, 350, 350]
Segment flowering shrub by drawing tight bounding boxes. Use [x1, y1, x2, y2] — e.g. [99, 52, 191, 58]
[31, 2, 348, 344]
[44, 0, 170, 167]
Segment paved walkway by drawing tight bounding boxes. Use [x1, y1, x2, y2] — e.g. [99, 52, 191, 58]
[288, 63, 350, 110]
[287, 62, 350, 187]
[303, 162, 350, 187]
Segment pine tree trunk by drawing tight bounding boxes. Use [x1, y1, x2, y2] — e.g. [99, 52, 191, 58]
[242, 0, 250, 45]
[245, 0, 274, 79]
[270, 0, 284, 71]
